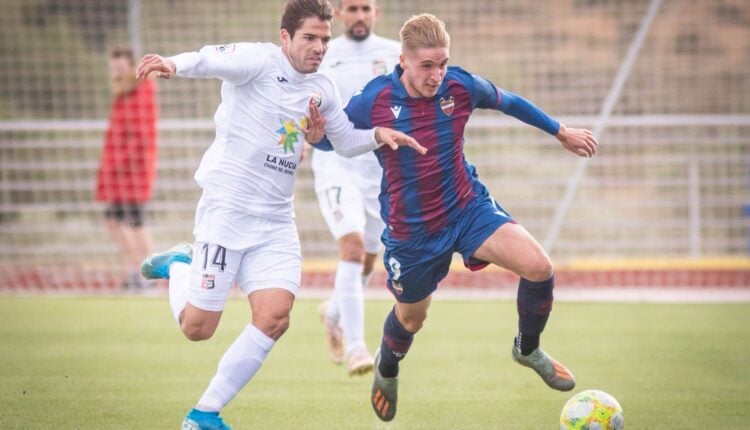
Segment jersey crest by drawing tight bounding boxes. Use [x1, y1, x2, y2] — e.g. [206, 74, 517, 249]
[310, 90, 322, 107]
[440, 95, 455, 116]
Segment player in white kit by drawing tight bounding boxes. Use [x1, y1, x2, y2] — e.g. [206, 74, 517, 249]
[311, 0, 400, 376]
[136, 1, 425, 429]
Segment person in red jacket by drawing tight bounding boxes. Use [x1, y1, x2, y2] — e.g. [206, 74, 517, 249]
[95, 47, 158, 289]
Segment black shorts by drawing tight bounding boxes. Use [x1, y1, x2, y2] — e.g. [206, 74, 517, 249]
[104, 203, 145, 228]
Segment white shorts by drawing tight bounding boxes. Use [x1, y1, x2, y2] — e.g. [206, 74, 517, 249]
[316, 182, 384, 254]
[187, 219, 301, 312]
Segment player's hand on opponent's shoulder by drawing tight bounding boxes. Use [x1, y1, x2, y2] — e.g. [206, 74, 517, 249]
[375, 128, 427, 155]
[135, 54, 176, 80]
[556, 124, 598, 158]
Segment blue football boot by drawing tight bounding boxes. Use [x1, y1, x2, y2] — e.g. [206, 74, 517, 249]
[140, 242, 193, 280]
[181, 409, 231, 430]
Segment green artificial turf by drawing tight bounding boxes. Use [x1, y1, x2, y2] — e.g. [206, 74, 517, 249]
[1, 296, 748, 429]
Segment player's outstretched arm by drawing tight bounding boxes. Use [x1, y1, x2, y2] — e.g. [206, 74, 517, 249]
[307, 94, 427, 157]
[375, 128, 427, 154]
[136, 54, 176, 80]
[556, 124, 598, 158]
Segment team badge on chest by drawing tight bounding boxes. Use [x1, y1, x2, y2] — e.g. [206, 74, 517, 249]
[439, 95, 455, 116]
[310, 90, 322, 107]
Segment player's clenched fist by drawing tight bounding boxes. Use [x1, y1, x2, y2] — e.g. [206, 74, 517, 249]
[135, 54, 177, 80]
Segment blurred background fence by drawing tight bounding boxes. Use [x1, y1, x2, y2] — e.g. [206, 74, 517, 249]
[1, 0, 749, 290]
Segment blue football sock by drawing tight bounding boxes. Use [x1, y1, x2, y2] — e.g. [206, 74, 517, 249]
[378, 307, 414, 378]
[516, 275, 554, 355]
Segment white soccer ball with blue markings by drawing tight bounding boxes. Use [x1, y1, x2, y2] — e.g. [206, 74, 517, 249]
[560, 389, 624, 430]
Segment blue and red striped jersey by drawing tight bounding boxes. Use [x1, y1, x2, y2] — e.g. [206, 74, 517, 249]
[343, 65, 560, 242]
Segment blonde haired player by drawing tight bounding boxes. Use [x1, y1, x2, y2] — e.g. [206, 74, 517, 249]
[318, 14, 598, 421]
[312, 0, 401, 377]
[136, 1, 424, 428]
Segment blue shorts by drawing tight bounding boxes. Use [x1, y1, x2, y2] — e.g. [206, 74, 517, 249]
[382, 196, 514, 303]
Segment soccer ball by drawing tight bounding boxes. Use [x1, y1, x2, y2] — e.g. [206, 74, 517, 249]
[560, 389, 624, 430]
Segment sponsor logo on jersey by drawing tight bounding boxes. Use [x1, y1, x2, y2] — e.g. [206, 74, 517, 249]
[372, 60, 388, 75]
[201, 273, 215, 290]
[276, 76, 288, 83]
[276, 118, 305, 153]
[440, 95, 455, 116]
[390, 105, 402, 119]
[215, 44, 235, 54]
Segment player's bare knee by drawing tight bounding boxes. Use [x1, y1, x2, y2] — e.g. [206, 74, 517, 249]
[339, 234, 365, 263]
[181, 323, 216, 342]
[341, 249, 365, 263]
[253, 312, 291, 340]
[525, 258, 554, 282]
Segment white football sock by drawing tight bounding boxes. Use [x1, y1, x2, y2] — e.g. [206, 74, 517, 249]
[333, 260, 366, 354]
[168, 262, 191, 324]
[196, 324, 275, 412]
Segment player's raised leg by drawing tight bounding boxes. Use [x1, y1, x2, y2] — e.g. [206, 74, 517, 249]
[140, 241, 193, 322]
[471, 221, 575, 392]
[142, 242, 237, 341]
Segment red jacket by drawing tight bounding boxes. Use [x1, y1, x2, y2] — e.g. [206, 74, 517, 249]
[95, 79, 158, 203]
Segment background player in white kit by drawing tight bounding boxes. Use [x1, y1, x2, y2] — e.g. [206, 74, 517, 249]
[312, 0, 400, 376]
[135, 1, 425, 429]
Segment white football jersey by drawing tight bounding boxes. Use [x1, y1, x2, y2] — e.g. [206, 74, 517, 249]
[169, 43, 379, 248]
[311, 34, 401, 188]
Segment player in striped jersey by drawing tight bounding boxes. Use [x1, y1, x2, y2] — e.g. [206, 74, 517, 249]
[320, 14, 598, 421]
